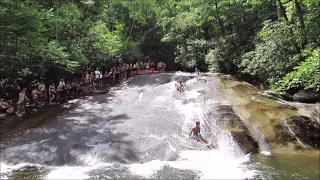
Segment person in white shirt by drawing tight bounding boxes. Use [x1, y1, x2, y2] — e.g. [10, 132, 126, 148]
[94, 68, 101, 87]
[38, 81, 46, 104]
[99, 71, 103, 87]
[95, 68, 100, 80]
[57, 79, 66, 101]
[38, 81, 46, 93]
[49, 82, 56, 104]
[58, 79, 65, 91]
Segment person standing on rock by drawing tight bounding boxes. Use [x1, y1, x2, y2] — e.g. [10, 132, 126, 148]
[49, 82, 56, 104]
[38, 81, 46, 105]
[17, 88, 29, 116]
[31, 86, 41, 108]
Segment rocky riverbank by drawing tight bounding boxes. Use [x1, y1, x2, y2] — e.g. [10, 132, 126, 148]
[210, 72, 320, 104]
[207, 73, 320, 154]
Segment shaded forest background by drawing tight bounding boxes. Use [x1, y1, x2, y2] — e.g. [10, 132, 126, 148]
[1, 0, 319, 96]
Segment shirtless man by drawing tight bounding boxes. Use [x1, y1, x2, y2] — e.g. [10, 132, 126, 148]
[38, 81, 46, 104]
[17, 88, 29, 116]
[31, 87, 41, 108]
[49, 82, 56, 104]
[189, 121, 210, 145]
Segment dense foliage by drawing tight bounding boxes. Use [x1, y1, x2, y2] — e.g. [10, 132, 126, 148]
[1, 0, 319, 93]
[272, 48, 320, 92]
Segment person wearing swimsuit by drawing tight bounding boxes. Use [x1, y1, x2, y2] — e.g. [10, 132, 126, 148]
[31, 87, 41, 108]
[49, 82, 56, 104]
[189, 121, 209, 144]
[17, 88, 28, 116]
[38, 81, 46, 104]
[176, 81, 185, 92]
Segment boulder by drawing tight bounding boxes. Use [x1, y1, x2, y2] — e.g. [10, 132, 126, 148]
[214, 105, 246, 129]
[230, 130, 259, 154]
[214, 105, 259, 153]
[91, 89, 110, 94]
[288, 116, 320, 148]
[218, 74, 237, 80]
[277, 104, 297, 110]
[272, 121, 295, 143]
[261, 91, 294, 101]
[293, 90, 320, 103]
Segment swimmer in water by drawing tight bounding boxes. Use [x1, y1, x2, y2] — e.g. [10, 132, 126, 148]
[189, 121, 213, 148]
[176, 81, 184, 92]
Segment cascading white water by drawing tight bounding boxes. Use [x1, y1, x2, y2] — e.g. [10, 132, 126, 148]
[1, 72, 257, 179]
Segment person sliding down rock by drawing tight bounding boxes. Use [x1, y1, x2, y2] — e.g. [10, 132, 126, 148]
[176, 81, 185, 92]
[189, 121, 214, 148]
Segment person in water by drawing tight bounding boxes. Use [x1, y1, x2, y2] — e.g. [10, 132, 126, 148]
[189, 121, 209, 144]
[195, 68, 201, 75]
[176, 81, 184, 92]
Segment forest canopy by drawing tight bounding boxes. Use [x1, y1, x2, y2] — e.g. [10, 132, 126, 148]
[1, 0, 319, 92]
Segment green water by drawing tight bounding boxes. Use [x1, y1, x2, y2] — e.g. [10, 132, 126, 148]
[252, 152, 320, 180]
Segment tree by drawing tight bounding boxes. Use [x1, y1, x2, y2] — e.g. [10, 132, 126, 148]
[1, 0, 319, 93]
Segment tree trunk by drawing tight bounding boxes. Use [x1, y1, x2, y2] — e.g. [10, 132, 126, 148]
[294, 0, 307, 47]
[111, 21, 114, 31]
[214, 0, 225, 36]
[276, 0, 301, 52]
[277, 0, 289, 21]
[130, 19, 135, 37]
[55, 0, 59, 41]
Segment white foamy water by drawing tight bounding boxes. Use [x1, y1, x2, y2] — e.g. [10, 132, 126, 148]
[45, 163, 110, 179]
[260, 151, 272, 156]
[0, 163, 44, 179]
[129, 150, 256, 179]
[166, 76, 255, 179]
[0, 72, 259, 180]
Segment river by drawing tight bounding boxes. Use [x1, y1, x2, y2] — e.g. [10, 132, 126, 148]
[0, 72, 319, 179]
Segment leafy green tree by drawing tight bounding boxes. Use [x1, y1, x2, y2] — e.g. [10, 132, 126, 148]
[273, 48, 320, 91]
[1, 0, 319, 93]
[240, 21, 300, 85]
[175, 39, 207, 69]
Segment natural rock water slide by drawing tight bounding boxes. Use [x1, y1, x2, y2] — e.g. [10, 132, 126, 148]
[0, 72, 319, 179]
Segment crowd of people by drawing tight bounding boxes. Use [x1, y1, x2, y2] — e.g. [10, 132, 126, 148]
[0, 61, 167, 119]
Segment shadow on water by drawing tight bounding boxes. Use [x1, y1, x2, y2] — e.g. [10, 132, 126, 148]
[0, 104, 71, 145]
[0, 91, 140, 166]
[0, 91, 117, 142]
